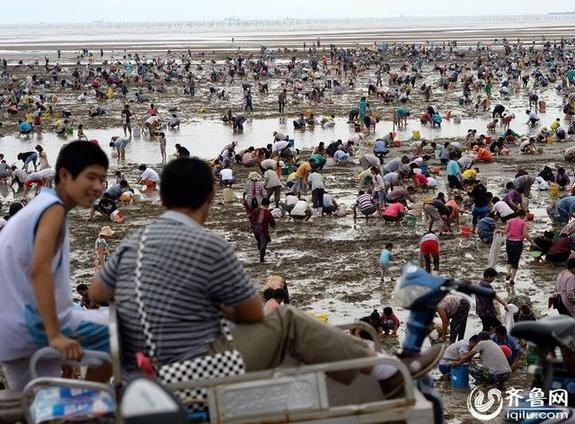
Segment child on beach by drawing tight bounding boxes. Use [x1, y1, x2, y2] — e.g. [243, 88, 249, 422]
[381, 307, 400, 336]
[420, 231, 440, 273]
[379, 242, 393, 281]
[158, 132, 167, 163]
[0, 142, 110, 391]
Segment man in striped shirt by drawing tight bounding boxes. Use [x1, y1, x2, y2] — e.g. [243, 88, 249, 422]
[353, 190, 377, 218]
[89, 158, 443, 396]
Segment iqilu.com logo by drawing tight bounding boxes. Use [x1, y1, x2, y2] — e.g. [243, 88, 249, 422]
[467, 387, 569, 421]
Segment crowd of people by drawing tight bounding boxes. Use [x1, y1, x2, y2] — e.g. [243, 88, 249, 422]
[1, 35, 575, 405]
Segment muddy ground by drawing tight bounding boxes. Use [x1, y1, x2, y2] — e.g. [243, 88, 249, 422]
[2, 38, 574, 422]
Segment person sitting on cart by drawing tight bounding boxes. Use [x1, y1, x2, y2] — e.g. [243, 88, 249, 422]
[89, 157, 444, 399]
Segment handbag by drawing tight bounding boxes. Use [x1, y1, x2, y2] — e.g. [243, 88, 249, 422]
[133, 228, 246, 409]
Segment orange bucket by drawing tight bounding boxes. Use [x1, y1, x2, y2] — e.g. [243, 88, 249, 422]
[461, 226, 473, 237]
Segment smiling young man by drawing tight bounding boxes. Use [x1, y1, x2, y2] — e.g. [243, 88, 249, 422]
[0, 141, 110, 391]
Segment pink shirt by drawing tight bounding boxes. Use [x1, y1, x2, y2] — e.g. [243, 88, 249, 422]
[383, 203, 406, 217]
[555, 270, 575, 316]
[506, 217, 527, 241]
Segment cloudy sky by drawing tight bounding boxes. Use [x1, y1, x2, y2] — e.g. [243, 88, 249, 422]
[0, 0, 571, 24]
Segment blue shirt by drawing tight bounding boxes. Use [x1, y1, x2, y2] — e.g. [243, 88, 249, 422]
[491, 334, 523, 361]
[557, 196, 575, 216]
[379, 249, 392, 266]
[447, 160, 461, 176]
[374, 139, 388, 153]
[19, 122, 32, 132]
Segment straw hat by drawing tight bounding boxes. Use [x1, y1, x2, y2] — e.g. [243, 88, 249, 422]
[248, 171, 261, 180]
[99, 226, 115, 237]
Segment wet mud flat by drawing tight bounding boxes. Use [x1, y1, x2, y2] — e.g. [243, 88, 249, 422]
[64, 133, 569, 421]
[2, 26, 573, 420]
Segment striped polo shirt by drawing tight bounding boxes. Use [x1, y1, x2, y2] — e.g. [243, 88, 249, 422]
[99, 210, 256, 372]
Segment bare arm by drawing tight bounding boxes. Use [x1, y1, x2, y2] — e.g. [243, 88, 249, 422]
[438, 308, 449, 339]
[222, 295, 264, 324]
[453, 348, 477, 365]
[89, 276, 115, 304]
[523, 223, 533, 243]
[31, 205, 83, 359]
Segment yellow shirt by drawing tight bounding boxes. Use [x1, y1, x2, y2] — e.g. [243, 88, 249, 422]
[286, 172, 298, 182]
[462, 169, 477, 180]
[295, 162, 311, 178]
[551, 120, 560, 131]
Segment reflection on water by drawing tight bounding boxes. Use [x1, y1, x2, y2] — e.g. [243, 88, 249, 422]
[0, 107, 566, 166]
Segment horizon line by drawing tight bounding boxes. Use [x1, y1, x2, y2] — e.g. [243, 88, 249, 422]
[1, 12, 575, 27]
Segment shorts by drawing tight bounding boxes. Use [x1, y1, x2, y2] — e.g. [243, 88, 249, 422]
[506, 239, 524, 269]
[438, 362, 452, 374]
[383, 214, 400, 222]
[472, 205, 490, 225]
[1, 307, 109, 392]
[447, 175, 463, 189]
[420, 240, 440, 256]
[360, 204, 378, 216]
[24, 178, 43, 187]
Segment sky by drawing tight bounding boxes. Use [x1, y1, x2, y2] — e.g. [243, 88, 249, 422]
[0, 0, 571, 24]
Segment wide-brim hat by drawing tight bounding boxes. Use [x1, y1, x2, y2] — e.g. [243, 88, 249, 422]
[99, 225, 115, 237]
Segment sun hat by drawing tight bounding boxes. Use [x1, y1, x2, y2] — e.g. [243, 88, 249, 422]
[248, 171, 261, 180]
[99, 226, 115, 237]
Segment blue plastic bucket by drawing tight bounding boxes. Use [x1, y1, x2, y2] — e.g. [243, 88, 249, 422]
[451, 364, 469, 388]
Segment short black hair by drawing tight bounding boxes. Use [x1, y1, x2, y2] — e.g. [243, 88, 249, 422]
[385, 242, 393, 249]
[383, 306, 393, 315]
[261, 198, 270, 206]
[469, 335, 479, 344]
[568, 257, 575, 270]
[494, 325, 507, 336]
[484, 268, 498, 278]
[262, 288, 275, 301]
[55, 141, 108, 184]
[477, 331, 491, 341]
[160, 157, 214, 209]
[76, 283, 89, 292]
[272, 288, 288, 302]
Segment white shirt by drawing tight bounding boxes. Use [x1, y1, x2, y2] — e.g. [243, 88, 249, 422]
[372, 174, 385, 192]
[145, 115, 161, 125]
[263, 169, 281, 188]
[291, 200, 309, 216]
[285, 195, 299, 207]
[440, 340, 470, 365]
[220, 168, 234, 181]
[141, 168, 160, 182]
[493, 200, 514, 217]
[273, 141, 289, 152]
[308, 172, 325, 191]
[323, 194, 335, 208]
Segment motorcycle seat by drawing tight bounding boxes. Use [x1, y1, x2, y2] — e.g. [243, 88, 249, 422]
[511, 315, 575, 347]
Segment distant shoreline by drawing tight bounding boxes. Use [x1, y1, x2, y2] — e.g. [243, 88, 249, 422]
[1, 23, 575, 55]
